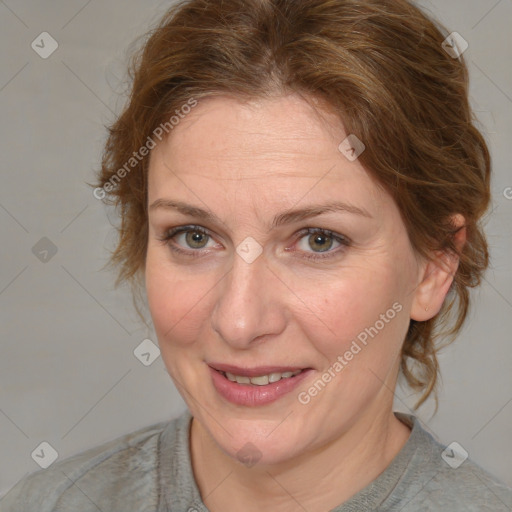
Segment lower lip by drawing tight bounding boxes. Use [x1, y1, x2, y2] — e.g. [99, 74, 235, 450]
[209, 367, 313, 406]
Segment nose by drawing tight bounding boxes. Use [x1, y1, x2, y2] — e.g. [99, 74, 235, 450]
[210, 248, 287, 350]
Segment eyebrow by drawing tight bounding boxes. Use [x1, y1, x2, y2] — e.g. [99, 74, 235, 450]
[149, 199, 372, 229]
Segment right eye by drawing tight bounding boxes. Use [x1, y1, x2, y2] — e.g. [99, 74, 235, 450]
[157, 225, 220, 258]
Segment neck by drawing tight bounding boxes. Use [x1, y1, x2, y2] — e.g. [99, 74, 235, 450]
[190, 399, 411, 512]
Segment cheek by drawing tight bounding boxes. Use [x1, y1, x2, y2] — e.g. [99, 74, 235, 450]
[296, 262, 410, 366]
[292, 267, 411, 415]
[145, 248, 213, 349]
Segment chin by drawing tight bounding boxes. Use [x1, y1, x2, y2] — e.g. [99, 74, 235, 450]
[196, 410, 310, 468]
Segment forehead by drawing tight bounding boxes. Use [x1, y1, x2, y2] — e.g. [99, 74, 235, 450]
[147, 94, 386, 214]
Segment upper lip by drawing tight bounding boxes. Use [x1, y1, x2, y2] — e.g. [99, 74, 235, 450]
[208, 363, 309, 377]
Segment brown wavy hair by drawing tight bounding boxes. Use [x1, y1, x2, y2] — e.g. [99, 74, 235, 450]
[95, 0, 491, 409]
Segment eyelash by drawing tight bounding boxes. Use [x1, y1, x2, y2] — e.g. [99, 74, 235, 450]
[156, 225, 351, 262]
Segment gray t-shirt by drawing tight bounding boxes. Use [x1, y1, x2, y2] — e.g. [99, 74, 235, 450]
[1, 410, 511, 511]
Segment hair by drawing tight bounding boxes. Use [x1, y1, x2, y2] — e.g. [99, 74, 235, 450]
[95, 0, 491, 409]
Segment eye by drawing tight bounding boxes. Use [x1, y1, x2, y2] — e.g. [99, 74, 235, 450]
[177, 228, 211, 249]
[157, 225, 218, 258]
[290, 228, 350, 261]
[157, 225, 350, 262]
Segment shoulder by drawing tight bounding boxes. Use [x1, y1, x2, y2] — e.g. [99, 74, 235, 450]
[423, 457, 512, 511]
[0, 419, 175, 512]
[385, 413, 512, 512]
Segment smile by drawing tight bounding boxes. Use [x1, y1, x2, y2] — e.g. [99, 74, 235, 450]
[208, 364, 313, 406]
[222, 370, 303, 385]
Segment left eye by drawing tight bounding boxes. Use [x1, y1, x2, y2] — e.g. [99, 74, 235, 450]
[297, 229, 340, 253]
[290, 228, 350, 260]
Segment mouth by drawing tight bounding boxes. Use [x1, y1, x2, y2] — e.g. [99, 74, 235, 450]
[218, 368, 303, 385]
[208, 363, 313, 406]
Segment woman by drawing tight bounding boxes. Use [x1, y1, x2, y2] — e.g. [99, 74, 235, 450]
[3, 0, 511, 510]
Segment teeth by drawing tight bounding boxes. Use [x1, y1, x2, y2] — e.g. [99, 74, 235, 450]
[224, 370, 302, 386]
[250, 375, 269, 385]
[268, 372, 282, 383]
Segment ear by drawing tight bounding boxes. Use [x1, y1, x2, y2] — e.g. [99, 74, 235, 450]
[410, 214, 466, 321]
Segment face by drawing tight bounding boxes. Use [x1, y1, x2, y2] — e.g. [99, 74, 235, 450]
[145, 94, 423, 465]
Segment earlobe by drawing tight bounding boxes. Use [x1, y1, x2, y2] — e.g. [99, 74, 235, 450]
[410, 215, 466, 322]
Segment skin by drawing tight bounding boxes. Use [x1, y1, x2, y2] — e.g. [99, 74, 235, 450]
[145, 93, 465, 512]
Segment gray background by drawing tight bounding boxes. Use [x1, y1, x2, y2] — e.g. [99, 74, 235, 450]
[1, 0, 511, 499]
